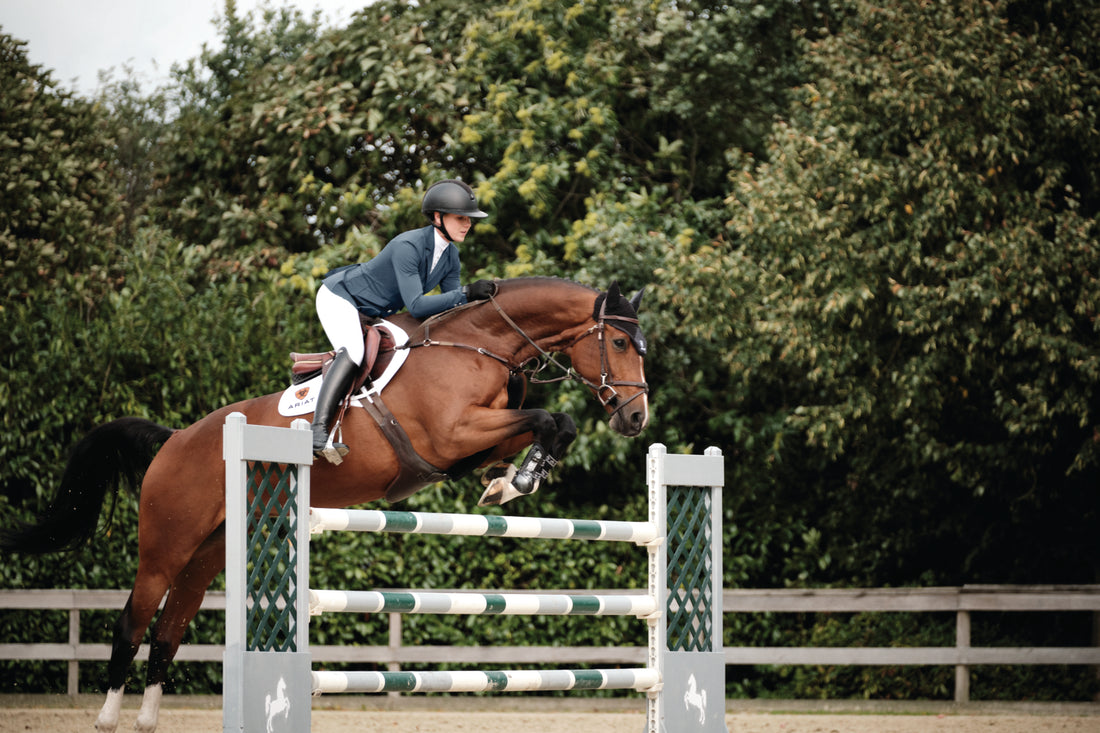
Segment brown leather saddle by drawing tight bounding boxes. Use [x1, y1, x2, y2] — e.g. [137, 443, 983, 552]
[290, 322, 397, 394]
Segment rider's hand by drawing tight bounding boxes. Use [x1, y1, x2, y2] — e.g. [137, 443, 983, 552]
[464, 280, 497, 301]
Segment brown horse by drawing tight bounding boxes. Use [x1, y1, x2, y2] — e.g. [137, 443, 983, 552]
[0, 277, 648, 733]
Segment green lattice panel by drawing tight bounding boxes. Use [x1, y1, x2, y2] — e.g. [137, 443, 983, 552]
[665, 486, 714, 652]
[245, 461, 301, 652]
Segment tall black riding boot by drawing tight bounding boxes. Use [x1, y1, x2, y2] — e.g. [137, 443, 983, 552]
[310, 347, 358, 461]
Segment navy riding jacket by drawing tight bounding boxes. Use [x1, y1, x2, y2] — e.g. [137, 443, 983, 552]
[323, 225, 468, 319]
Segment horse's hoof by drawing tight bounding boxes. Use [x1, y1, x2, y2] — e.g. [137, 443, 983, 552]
[478, 470, 540, 506]
[479, 478, 513, 506]
[94, 688, 124, 732]
[478, 464, 516, 505]
[126, 683, 163, 733]
[93, 715, 118, 733]
[134, 709, 158, 732]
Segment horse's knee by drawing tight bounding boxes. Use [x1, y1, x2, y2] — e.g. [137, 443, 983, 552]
[550, 413, 577, 455]
[525, 410, 558, 440]
[541, 411, 576, 457]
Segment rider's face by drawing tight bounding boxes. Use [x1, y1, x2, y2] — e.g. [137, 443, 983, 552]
[437, 213, 472, 242]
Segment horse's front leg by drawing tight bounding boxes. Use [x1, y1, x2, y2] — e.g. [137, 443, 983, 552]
[478, 411, 576, 506]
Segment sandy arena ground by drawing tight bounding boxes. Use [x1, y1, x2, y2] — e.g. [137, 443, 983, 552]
[5, 710, 1100, 733]
[1, 697, 1097, 733]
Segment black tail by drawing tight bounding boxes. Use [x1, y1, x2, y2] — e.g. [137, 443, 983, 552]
[0, 418, 175, 554]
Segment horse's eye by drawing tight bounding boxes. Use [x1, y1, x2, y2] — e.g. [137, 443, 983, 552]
[612, 337, 628, 351]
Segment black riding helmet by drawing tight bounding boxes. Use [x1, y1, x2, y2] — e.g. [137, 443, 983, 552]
[422, 179, 488, 241]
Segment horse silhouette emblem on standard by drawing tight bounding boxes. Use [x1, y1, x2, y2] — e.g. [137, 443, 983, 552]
[684, 673, 707, 725]
[265, 676, 290, 733]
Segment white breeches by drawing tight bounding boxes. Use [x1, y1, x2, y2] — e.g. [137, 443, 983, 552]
[316, 284, 365, 365]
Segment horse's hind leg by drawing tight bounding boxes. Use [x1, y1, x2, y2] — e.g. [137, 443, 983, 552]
[95, 573, 172, 732]
[134, 525, 227, 733]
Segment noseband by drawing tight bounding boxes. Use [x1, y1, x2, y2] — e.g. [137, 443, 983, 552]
[410, 293, 649, 418]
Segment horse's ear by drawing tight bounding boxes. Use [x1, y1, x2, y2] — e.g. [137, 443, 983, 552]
[606, 281, 622, 300]
[630, 286, 646, 312]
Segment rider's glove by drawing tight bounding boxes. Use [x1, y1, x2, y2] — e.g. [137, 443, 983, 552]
[464, 280, 497, 301]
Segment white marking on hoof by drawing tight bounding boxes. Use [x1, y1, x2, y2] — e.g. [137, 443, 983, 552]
[134, 683, 163, 733]
[478, 464, 515, 505]
[94, 688, 124, 732]
[478, 465, 539, 506]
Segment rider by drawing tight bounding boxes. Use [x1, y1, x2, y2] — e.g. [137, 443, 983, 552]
[310, 179, 498, 457]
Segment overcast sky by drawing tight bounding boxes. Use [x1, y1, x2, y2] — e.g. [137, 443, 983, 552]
[2, 0, 358, 96]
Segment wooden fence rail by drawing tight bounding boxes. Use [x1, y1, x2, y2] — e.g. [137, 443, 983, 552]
[724, 585, 1100, 702]
[2, 586, 1098, 702]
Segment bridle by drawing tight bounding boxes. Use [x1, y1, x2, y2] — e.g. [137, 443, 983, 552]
[407, 293, 649, 417]
[522, 295, 649, 414]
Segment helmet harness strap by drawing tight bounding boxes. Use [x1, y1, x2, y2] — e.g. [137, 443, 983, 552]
[432, 212, 454, 242]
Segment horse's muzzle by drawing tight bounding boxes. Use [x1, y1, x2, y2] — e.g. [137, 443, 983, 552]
[608, 390, 649, 437]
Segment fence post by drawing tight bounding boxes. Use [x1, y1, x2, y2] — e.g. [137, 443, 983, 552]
[955, 609, 971, 703]
[68, 608, 79, 695]
[1094, 611, 1100, 701]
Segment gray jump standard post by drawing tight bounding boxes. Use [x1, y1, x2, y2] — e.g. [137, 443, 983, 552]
[222, 415, 313, 733]
[222, 412, 727, 732]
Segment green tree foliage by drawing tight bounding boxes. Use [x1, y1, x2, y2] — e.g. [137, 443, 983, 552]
[605, 0, 833, 197]
[146, 0, 829, 267]
[0, 33, 124, 302]
[667, 0, 1100, 585]
[1, 30, 127, 510]
[91, 68, 173, 244]
[450, 0, 832, 264]
[148, 0, 327, 254]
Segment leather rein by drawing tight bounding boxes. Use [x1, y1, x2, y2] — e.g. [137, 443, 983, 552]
[403, 294, 649, 416]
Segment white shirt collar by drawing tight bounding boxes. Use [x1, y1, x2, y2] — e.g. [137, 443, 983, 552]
[431, 227, 451, 271]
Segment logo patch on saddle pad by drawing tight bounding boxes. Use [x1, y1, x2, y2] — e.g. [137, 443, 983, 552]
[278, 375, 336, 415]
[278, 319, 410, 417]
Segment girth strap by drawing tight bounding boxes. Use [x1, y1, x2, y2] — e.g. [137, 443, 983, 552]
[359, 393, 449, 502]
